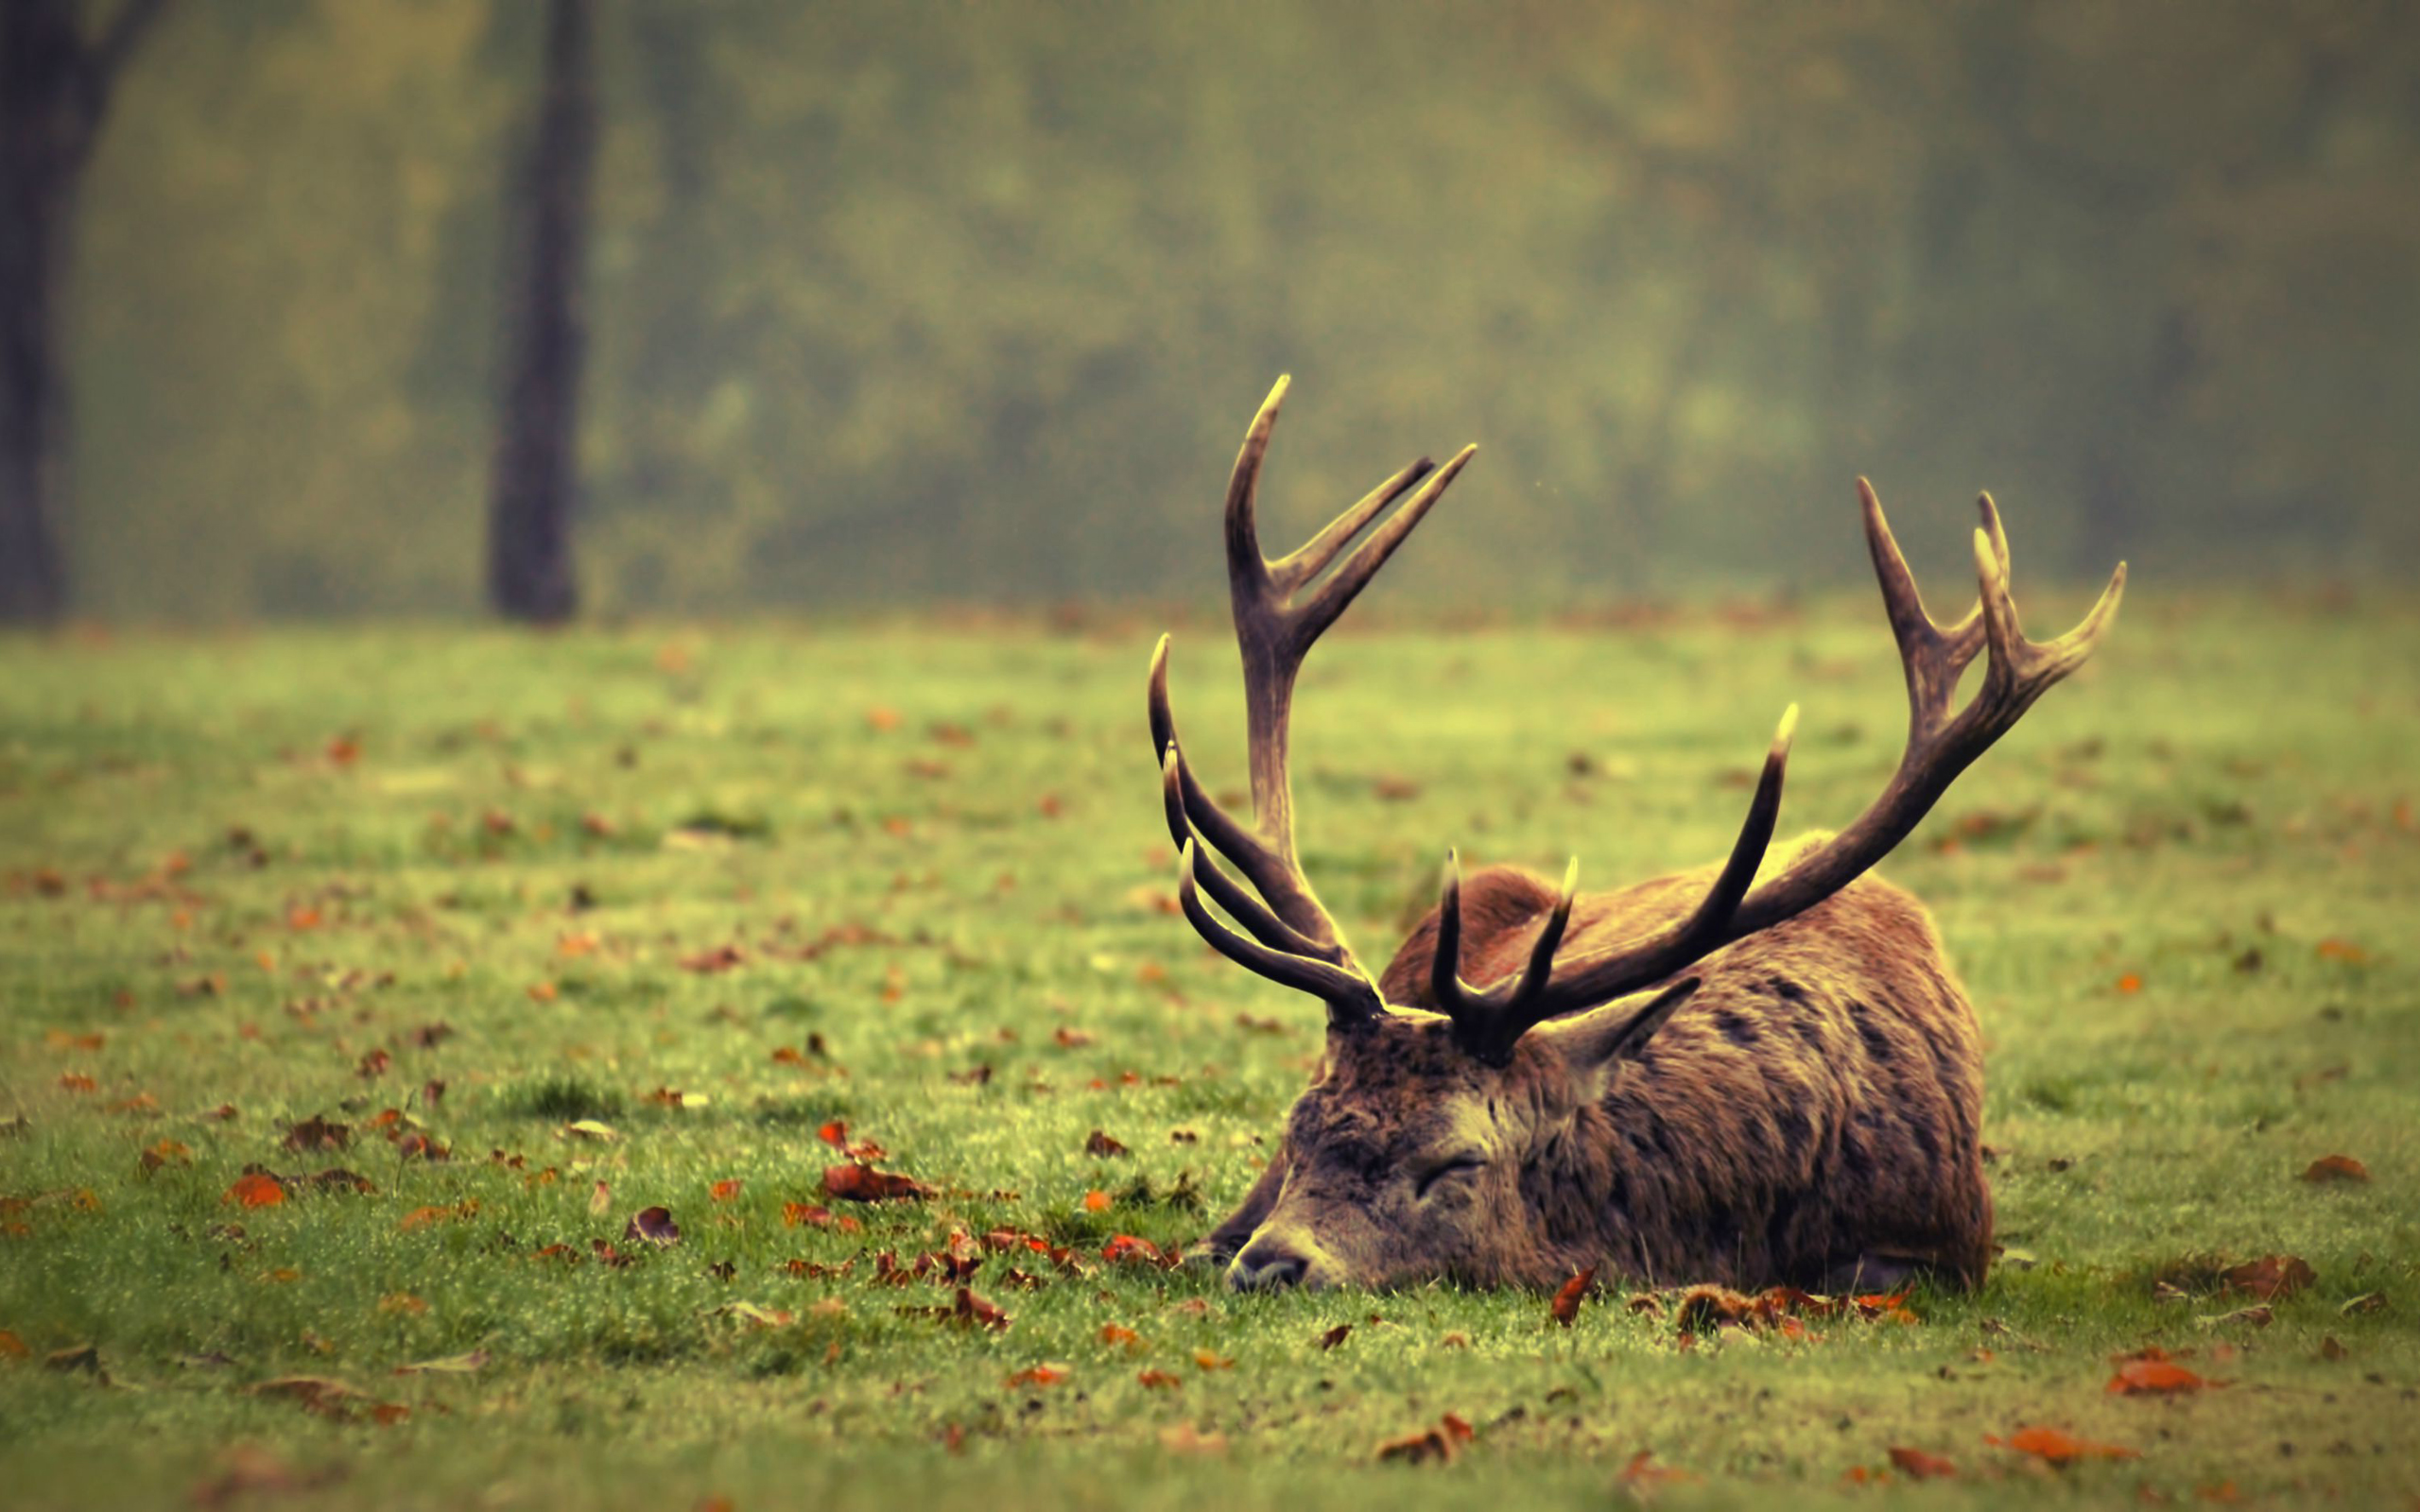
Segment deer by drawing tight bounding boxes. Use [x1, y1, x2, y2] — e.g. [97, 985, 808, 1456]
[1147, 377, 2124, 1296]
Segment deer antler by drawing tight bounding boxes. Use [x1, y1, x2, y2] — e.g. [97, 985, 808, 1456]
[1433, 480, 2124, 1065]
[1150, 376, 1476, 1027]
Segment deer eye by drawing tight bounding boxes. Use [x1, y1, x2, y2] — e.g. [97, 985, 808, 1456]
[1413, 1155, 1486, 1200]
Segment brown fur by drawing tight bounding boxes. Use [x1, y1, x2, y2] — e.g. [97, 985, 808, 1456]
[1213, 834, 1993, 1293]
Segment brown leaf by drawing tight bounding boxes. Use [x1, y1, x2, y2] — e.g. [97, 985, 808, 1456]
[820, 1164, 932, 1202]
[1985, 1426, 2138, 1463]
[678, 945, 746, 974]
[1101, 1234, 1169, 1267]
[1887, 1447, 1957, 1479]
[224, 1173, 285, 1209]
[1318, 1323, 1353, 1351]
[2108, 1358, 2212, 1395]
[625, 1206, 682, 1245]
[1375, 1427, 1458, 1466]
[1005, 1364, 1068, 1388]
[1083, 1128, 1131, 1158]
[953, 1287, 1011, 1331]
[281, 1116, 350, 1153]
[2221, 1254, 2315, 1300]
[1616, 1451, 1697, 1488]
[1550, 1265, 1598, 1327]
[2301, 1155, 2371, 1184]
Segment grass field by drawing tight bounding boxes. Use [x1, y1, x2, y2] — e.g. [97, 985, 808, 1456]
[2, 593, 2415, 1509]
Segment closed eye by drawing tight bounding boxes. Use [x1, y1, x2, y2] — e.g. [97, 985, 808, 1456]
[1413, 1155, 1486, 1200]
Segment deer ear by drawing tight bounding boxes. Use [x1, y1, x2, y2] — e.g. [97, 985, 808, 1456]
[1533, 978, 1700, 1091]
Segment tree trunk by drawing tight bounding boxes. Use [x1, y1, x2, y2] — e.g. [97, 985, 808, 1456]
[0, 102, 74, 626]
[488, 0, 597, 625]
[0, 1, 170, 625]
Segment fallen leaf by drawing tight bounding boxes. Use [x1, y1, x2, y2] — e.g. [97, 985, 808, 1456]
[1987, 1426, 2139, 1463]
[1191, 1349, 1233, 1371]
[679, 945, 746, 974]
[820, 1164, 932, 1202]
[2222, 1254, 2316, 1300]
[562, 1119, 618, 1142]
[1550, 1265, 1598, 1327]
[1318, 1323, 1353, 1351]
[710, 1178, 741, 1203]
[2109, 1358, 2211, 1394]
[1616, 1451, 1698, 1488]
[140, 1139, 192, 1173]
[281, 1115, 351, 1153]
[1101, 1234, 1168, 1266]
[2340, 1292, 2388, 1315]
[251, 1376, 359, 1416]
[392, 1349, 488, 1375]
[1375, 1427, 1458, 1465]
[1888, 1447, 1957, 1479]
[1081, 1189, 1113, 1212]
[1005, 1364, 1068, 1388]
[1083, 1128, 1131, 1158]
[2301, 1155, 2370, 1184]
[2314, 937, 2368, 963]
[1137, 1368, 1183, 1389]
[224, 1173, 285, 1209]
[2115, 972, 2144, 994]
[626, 1206, 682, 1246]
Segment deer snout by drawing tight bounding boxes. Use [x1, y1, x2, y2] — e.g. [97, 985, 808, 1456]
[1227, 1231, 1335, 1292]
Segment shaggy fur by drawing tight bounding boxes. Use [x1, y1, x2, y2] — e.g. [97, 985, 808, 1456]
[1209, 835, 1994, 1293]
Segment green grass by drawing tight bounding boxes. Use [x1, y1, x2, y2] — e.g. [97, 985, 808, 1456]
[2, 595, 2415, 1509]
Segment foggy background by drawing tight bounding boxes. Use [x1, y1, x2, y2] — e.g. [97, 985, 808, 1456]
[31, 0, 2420, 620]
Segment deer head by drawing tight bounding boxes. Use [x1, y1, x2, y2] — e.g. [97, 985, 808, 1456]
[1150, 377, 2124, 1292]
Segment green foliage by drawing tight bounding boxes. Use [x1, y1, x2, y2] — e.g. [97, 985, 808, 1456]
[1, 600, 2417, 1507]
[62, 1, 2420, 619]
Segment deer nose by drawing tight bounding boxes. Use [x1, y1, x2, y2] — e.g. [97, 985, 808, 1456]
[1228, 1235, 1311, 1291]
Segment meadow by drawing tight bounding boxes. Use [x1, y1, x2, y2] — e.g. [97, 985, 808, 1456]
[1, 593, 2414, 1509]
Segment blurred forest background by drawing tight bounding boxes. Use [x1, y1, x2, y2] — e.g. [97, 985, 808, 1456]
[13, 0, 2420, 621]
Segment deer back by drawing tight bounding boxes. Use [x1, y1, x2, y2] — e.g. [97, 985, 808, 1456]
[1378, 842, 1992, 1288]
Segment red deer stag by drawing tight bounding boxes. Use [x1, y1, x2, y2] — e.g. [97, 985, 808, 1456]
[1149, 377, 2123, 1294]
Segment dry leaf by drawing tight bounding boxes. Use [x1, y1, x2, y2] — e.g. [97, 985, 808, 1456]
[2301, 1155, 2370, 1184]
[1888, 1447, 1957, 1479]
[2108, 1358, 2211, 1394]
[1986, 1426, 2138, 1463]
[1550, 1265, 1597, 1327]
[821, 1164, 932, 1202]
[224, 1173, 285, 1209]
[2222, 1254, 2315, 1300]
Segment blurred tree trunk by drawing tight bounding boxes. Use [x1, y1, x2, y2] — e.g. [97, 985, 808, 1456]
[488, 0, 596, 625]
[0, 0, 172, 626]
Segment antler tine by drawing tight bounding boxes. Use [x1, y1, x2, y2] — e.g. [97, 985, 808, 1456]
[1432, 851, 1580, 1060]
[1150, 378, 1478, 1026]
[1149, 634, 1332, 938]
[1174, 840, 1383, 1022]
[1159, 747, 1336, 962]
[1443, 707, 1796, 1062]
[1288, 445, 1478, 648]
[1269, 456, 1437, 596]
[1718, 486, 2123, 941]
